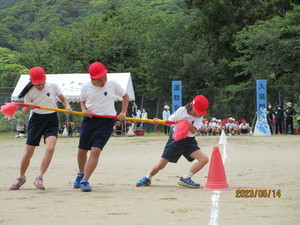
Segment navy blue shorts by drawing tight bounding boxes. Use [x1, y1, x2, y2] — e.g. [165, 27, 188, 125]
[26, 112, 59, 146]
[78, 117, 115, 150]
[241, 129, 248, 134]
[162, 136, 200, 163]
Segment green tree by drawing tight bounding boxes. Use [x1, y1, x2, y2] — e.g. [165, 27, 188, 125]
[0, 0, 21, 10]
[184, 0, 299, 84]
[232, 4, 300, 103]
[214, 3, 300, 119]
[0, 47, 27, 87]
[0, 0, 91, 49]
[15, 2, 201, 101]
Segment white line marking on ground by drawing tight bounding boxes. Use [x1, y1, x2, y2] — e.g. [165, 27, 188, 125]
[209, 133, 228, 225]
[209, 190, 221, 225]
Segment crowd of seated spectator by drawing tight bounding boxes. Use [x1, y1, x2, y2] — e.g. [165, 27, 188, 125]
[198, 117, 252, 136]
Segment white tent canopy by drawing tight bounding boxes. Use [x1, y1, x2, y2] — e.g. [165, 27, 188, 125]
[11, 73, 135, 102]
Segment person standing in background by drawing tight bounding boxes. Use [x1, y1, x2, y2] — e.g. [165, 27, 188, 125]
[285, 102, 297, 135]
[162, 105, 171, 135]
[136, 106, 141, 120]
[141, 108, 150, 133]
[132, 104, 141, 128]
[266, 103, 275, 134]
[274, 105, 284, 134]
[132, 104, 141, 118]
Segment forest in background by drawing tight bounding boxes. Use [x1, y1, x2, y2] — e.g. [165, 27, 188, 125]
[0, 0, 299, 130]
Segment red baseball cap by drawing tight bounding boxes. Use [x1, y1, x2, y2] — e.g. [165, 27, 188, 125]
[88, 62, 108, 79]
[242, 119, 247, 123]
[192, 95, 209, 116]
[29, 67, 46, 84]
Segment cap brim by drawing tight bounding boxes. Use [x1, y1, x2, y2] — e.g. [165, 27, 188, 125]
[91, 69, 108, 79]
[193, 106, 206, 116]
[31, 78, 46, 85]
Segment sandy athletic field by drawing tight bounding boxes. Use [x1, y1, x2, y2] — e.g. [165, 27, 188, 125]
[0, 134, 299, 225]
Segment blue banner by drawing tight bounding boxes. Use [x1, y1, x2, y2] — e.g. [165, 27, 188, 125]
[256, 80, 267, 115]
[172, 81, 182, 113]
[254, 80, 271, 135]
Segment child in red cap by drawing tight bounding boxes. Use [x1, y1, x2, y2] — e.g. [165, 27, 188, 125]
[136, 95, 209, 188]
[239, 119, 251, 135]
[10, 67, 72, 191]
[73, 62, 129, 192]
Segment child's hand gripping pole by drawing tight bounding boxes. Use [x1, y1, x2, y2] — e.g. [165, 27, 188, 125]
[1, 102, 175, 125]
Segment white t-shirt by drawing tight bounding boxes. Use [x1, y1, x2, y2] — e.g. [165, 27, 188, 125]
[239, 123, 249, 129]
[163, 110, 171, 120]
[168, 107, 203, 137]
[80, 80, 126, 115]
[200, 122, 207, 128]
[227, 122, 235, 129]
[136, 109, 141, 119]
[209, 121, 218, 128]
[24, 83, 62, 114]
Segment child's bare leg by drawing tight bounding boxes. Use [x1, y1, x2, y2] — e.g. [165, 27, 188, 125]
[38, 136, 56, 176]
[178, 150, 209, 188]
[20, 145, 35, 178]
[83, 147, 101, 180]
[136, 158, 169, 186]
[77, 149, 88, 173]
[189, 150, 209, 175]
[149, 158, 169, 177]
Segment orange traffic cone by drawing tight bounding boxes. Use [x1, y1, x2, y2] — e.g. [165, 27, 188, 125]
[204, 146, 230, 190]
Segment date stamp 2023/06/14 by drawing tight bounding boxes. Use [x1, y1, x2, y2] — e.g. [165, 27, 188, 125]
[235, 189, 281, 198]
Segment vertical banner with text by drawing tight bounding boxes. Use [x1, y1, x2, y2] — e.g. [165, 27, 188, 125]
[172, 81, 182, 114]
[256, 80, 267, 114]
[254, 80, 271, 135]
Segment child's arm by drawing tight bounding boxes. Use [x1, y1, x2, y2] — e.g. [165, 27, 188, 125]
[21, 105, 32, 115]
[188, 123, 198, 134]
[80, 101, 92, 118]
[118, 93, 129, 120]
[22, 95, 34, 115]
[58, 94, 72, 113]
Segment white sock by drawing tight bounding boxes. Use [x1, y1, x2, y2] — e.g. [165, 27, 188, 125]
[183, 172, 193, 179]
[146, 174, 153, 180]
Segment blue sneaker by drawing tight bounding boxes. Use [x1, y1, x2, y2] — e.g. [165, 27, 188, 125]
[136, 177, 151, 187]
[80, 179, 91, 192]
[178, 177, 200, 188]
[73, 173, 84, 188]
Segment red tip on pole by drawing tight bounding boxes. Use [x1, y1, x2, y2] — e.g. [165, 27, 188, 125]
[172, 120, 190, 141]
[165, 120, 176, 125]
[1, 102, 19, 118]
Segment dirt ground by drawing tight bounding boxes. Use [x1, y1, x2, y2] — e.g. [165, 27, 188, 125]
[0, 134, 299, 225]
